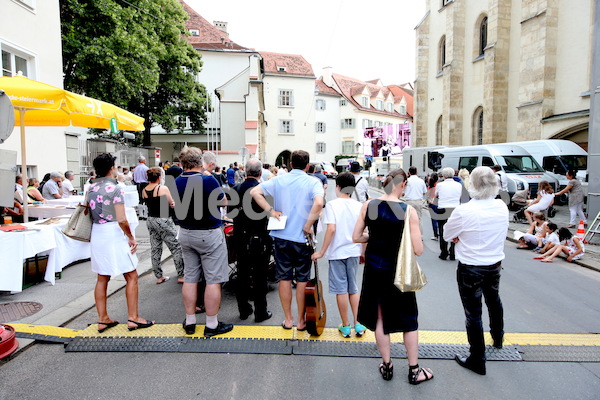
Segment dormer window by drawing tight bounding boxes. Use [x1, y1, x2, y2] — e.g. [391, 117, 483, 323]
[277, 66, 286, 72]
[189, 29, 200, 37]
[376, 100, 384, 110]
[361, 97, 369, 107]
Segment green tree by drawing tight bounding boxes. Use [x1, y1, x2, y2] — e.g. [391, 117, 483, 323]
[61, 0, 207, 145]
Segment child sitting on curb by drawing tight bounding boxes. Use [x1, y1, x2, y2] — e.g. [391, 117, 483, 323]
[312, 172, 366, 338]
[517, 212, 547, 249]
[534, 222, 559, 253]
[534, 227, 585, 263]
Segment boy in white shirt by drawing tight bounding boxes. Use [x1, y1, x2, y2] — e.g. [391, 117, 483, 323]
[312, 172, 365, 338]
[535, 222, 559, 253]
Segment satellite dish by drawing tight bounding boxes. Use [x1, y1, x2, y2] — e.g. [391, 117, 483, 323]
[0, 89, 15, 143]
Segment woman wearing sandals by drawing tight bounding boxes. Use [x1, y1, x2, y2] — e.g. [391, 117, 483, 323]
[352, 168, 433, 384]
[142, 166, 185, 284]
[88, 153, 154, 333]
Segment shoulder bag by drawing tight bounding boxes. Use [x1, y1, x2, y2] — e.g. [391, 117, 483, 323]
[61, 203, 93, 242]
[394, 204, 428, 292]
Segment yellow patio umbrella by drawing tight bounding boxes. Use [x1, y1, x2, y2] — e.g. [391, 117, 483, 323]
[0, 75, 145, 220]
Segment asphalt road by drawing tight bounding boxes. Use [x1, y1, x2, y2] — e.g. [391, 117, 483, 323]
[1, 183, 600, 399]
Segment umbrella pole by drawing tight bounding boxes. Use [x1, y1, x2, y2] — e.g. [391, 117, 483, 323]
[18, 108, 28, 222]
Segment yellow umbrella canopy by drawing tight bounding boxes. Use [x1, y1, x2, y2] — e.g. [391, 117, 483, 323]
[0, 75, 145, 220]
[0, 75, 144, 130]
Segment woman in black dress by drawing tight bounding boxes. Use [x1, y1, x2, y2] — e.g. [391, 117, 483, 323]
[352, 168, 433, 384]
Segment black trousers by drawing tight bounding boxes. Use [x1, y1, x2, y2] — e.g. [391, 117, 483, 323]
[235, 232, 270, 317]
[457, 261, 504, 362]
[437, 211, 455, 259]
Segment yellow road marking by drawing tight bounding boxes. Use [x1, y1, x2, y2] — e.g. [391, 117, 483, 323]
[9, 324, 600, 347]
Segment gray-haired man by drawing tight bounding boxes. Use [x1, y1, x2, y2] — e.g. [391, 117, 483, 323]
[230, 158, 272, 322]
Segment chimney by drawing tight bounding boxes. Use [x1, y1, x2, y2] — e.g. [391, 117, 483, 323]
[322, 66, 333, 87]
[214, 21, 228, 34]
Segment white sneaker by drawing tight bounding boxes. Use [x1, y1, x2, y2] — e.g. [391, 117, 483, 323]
[431, 236, 438, 241]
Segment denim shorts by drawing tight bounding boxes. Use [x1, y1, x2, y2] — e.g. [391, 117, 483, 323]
[328, 257, 359, 295]
[272, 237, 312, 282]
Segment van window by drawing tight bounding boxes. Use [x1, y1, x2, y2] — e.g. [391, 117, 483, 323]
[543, 156, 564, 174]
[423, 154, 426, 172]
[496, 156, 544, 173]
[459, 157, 478, 172]
[482, 156, 494, 167]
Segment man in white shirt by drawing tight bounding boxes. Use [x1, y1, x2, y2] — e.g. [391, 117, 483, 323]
[435, 168, 463, 260]
[492, 165, 509, 202]
[349, 162, 370, 203]
[42, 172, 63, 200]
[443, 166, 508, 376]
[260, 163, 272, 182]
[61, 171, 76, 197]
[403, 166, 427, 234]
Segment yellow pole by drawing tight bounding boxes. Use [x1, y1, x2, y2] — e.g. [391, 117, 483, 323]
[19, 107, 28, 222]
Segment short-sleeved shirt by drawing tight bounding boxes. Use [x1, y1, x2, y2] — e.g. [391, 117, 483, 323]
[351, 174, 370, 203]
[133, 163, 149, 183]
[321, 197, 362, 260]
[174, 171, 224, 230]
[435, 179, 463, 208]
[61, 179, 74, 197]
[259, 169, 324, 243]
[87, 177, 124, 224]
[568, 179, 584, 205]
[313, 172, 328, 187]
[42, 179, 61, 200]
[404, 175, 427, 200]
[226, 168, 236, 186]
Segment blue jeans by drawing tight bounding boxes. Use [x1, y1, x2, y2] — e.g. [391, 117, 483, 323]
[457, 261, 504, 362]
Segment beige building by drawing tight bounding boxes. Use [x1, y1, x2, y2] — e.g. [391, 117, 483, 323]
[415, 0, 594, 150]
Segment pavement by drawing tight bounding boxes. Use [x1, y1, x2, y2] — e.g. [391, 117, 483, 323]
[1, 184, 600, 399]
[2, 187, 599, 356]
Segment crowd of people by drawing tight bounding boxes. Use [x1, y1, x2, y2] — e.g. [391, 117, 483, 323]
[7, 146, 589, 382]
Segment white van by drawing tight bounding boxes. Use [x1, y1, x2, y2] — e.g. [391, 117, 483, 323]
[404, 144, 559, 198]
[510, 140, 587, 188]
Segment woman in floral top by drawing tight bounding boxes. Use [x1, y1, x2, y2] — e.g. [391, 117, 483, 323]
[87, 153, 154, 332]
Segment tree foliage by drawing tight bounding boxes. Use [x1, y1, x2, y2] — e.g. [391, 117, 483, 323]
[60, 0, 207, 145]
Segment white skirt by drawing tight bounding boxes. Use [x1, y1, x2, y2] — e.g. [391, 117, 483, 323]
[91, 222, 138, 276]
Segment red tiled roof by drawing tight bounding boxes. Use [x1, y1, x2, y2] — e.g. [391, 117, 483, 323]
[179, 1, 252, 51]
[331, 73, 411, 118]
[259, 52, 315, 78]
[389, 85, 414, 116]
[315, 80, 341, 96]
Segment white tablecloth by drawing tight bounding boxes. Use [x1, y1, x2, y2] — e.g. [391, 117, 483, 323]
[27, 205, 75, 219]
[46, 196, 86, 207]
[0, 207, 139, 292]
[45, 190, 138, 208]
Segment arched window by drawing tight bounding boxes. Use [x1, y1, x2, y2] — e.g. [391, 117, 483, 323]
[436, 116, 443, 145]
[439, 36, 446, 72]
[473, 107, 483, 145]
[479, 17, 488, 56]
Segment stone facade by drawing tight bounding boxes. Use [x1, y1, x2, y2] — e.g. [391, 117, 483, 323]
[415, 0, 593, 149]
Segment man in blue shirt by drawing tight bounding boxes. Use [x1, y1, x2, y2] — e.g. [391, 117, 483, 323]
[251, 150, 324, 330]
[226, 164, 236, 187]
[172, 147, 233, 338]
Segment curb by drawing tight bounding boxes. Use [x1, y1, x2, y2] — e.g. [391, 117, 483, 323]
[6, 247, 173, 360]
[506, 229, 600, 273]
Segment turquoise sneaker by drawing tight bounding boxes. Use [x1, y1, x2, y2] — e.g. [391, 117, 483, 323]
[338, 324, 352, 338]
[355, 323, 366, 337]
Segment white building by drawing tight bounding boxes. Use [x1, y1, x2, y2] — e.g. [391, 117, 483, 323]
[319, 68, 414, 159]
[260, 51, 317, 167]
[150, 1, 263, 167]
[0, 0, 72, 181]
